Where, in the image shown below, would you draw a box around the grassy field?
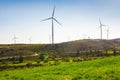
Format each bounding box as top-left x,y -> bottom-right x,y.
0,56 -> 120,80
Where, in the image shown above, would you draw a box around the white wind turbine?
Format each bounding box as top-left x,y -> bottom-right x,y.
99,19 -> 107,39
41,5 -> 61,44
29,37 -> 32,44
13,34 -> 18,44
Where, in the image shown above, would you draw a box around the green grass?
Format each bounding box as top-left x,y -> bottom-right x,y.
0,56 -> 120,80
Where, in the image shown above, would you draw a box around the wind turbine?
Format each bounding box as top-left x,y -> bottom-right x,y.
99,19 -> 107,39
29,37 -> 32,44
13,34 -> 18,44
41,5 -> 61,44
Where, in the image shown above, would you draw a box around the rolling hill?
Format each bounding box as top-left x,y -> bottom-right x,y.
0,38 -> 120,58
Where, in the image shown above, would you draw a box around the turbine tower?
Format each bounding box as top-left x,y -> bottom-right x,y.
29,37 -> 32,44
13,34 -> 18,44
41,5 -> 61,44
99,19 -> 107,39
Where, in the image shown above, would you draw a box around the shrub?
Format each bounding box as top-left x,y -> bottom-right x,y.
19,56 -> 24,63
26,62 -> 32,67
39,53 -> 49,62
36,60 -> 40,64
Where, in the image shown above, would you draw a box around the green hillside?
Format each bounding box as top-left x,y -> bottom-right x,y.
0,56 -> 119,80
0,44 -> 48,57
1,39 -> 120,58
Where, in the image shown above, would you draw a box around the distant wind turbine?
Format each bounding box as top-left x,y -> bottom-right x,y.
99,19 -> 107,39
13,34 -> 18,44
41,5 -> 61,44
29,37 -> 32,44
68,36 -> 70,42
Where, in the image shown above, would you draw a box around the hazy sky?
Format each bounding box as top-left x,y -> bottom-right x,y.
0,0 -> 120,44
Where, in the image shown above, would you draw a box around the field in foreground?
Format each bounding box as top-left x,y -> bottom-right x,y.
0,56 -> 120,80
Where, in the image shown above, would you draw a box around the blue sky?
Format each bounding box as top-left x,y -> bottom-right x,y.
0,0 -> 120,44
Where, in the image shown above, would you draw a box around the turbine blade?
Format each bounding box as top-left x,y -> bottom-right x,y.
52,5 -> 56,17
53,18 -> 62,26
13,37 -> 18,39
102,24 -> 107,26
40,17 -> 52,22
